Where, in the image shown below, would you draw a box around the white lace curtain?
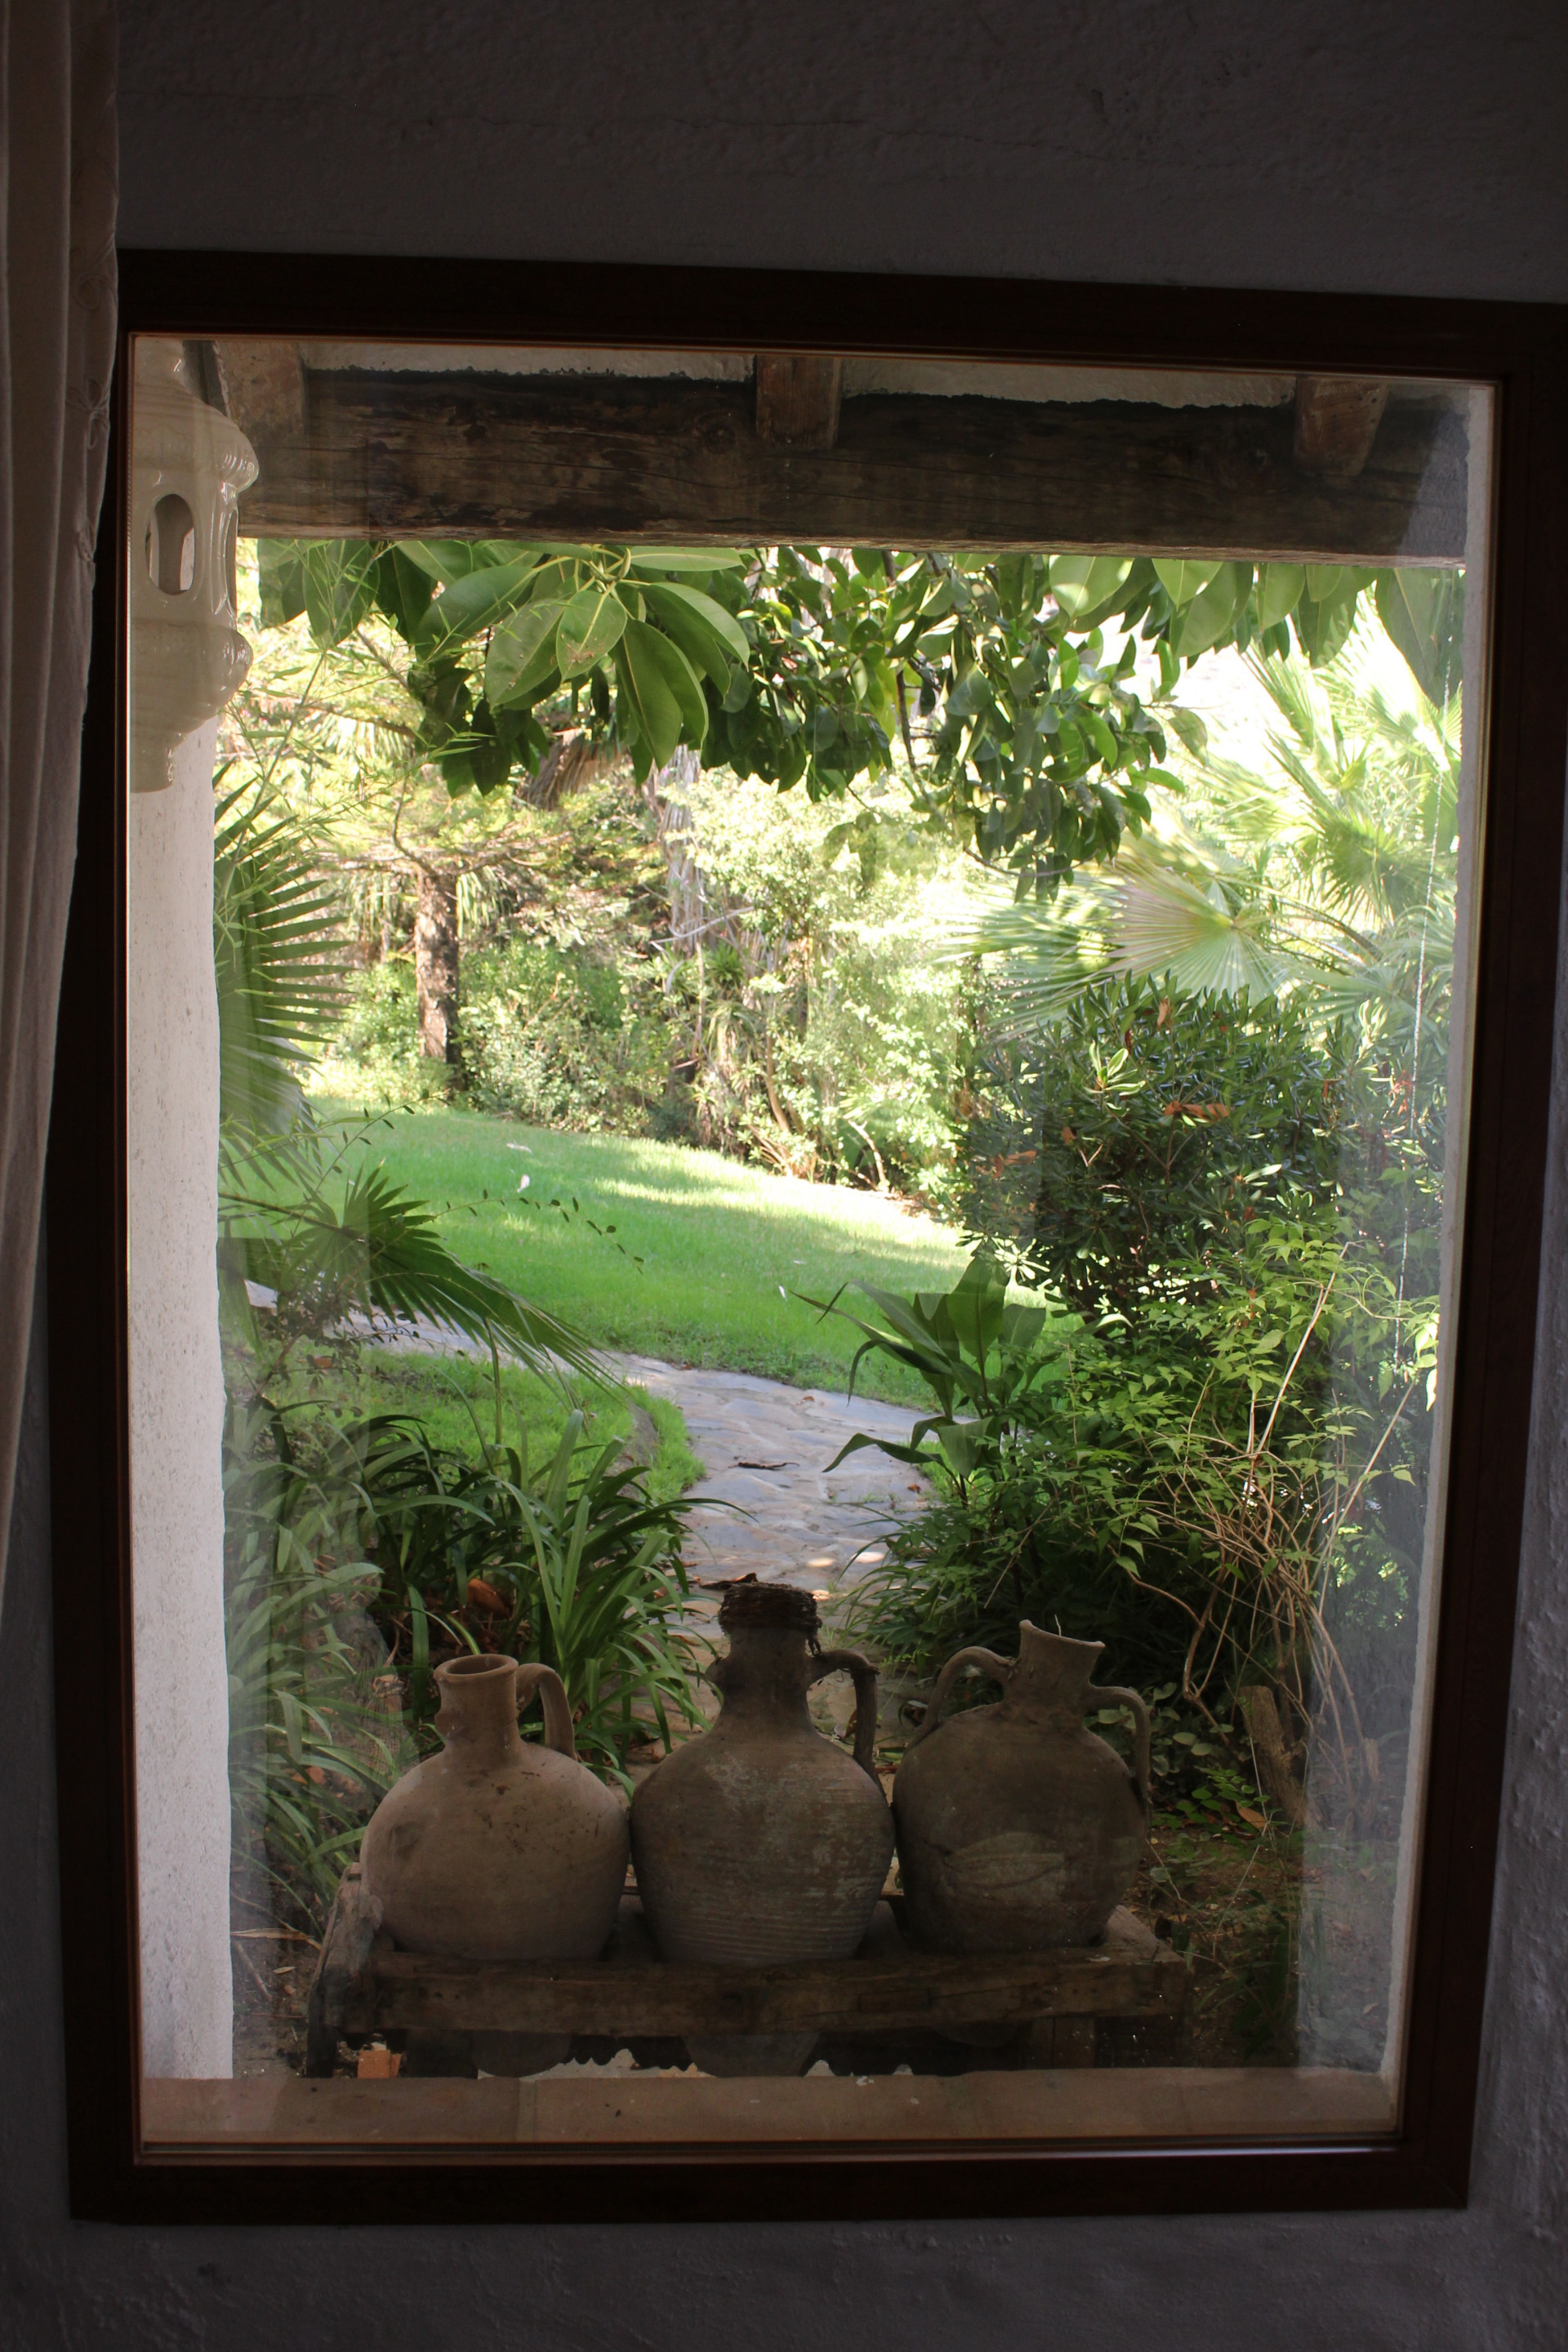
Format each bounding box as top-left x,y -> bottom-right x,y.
0,1 -> 118,1600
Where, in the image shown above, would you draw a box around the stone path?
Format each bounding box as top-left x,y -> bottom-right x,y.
341,1305 -> 933,1596
616,1352 -> 932,1594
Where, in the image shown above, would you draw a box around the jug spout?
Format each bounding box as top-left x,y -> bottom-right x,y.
1013,1623 -> 1105,1717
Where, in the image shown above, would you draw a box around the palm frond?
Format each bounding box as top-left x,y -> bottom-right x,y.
220,1149 -> 605,1383
214,783 -> 349,1132
966,848 -> 1300,1025
965,612 -> 1457,1042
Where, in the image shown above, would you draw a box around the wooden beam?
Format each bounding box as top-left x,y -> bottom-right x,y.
213,337 -> 306,445
755,354 -> 844,448
342,1936 -> 1184,2041
1293,375 -> 1391,479
237,369 -> 1466,562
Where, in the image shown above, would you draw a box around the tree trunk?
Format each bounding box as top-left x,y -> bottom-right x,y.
414,867 -> 461,1076
641,746 -> 706,954
1238,1686 -> 1308,1830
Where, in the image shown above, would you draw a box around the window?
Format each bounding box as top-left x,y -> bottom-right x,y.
51,258 -> 1568,2221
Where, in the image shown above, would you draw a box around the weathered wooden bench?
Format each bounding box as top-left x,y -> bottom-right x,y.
305,1864 -> 1185,2078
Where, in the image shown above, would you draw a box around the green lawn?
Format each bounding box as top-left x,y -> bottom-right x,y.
321,1102 -> 971,1401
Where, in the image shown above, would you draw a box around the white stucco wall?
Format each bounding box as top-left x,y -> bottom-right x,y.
126,715 -> 231,2078
0,2 -> 1564,2346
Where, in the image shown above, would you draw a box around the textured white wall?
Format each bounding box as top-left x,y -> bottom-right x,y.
1,2 -> 1565,2345
116,0 -> 1567,301
127,715 -> 231,2078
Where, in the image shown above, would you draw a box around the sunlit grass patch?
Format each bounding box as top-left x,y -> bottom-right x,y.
318,1102 -> 972,1402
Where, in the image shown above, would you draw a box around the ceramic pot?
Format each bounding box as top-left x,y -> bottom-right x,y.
893,1623 -> 1150,1953
360,1654 -> 628,1962
630,1580 -> 893,2074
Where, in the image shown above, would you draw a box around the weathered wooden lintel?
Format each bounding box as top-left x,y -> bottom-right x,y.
212,336 -> 307,443
755,353 -> 844,448
232,368 -> 1467,564
1294,374 -> 1392,479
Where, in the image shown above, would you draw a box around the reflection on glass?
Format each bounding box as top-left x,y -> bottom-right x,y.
125,337 -> 1487,2145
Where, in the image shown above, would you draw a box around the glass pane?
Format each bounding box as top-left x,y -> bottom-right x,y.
125,332 -> 1489,2152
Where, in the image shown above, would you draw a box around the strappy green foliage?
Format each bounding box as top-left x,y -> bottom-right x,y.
802,1248 -> 1054,1497
214,778 -> 348,1133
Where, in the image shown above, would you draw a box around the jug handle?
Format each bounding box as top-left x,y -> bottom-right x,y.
811,1648 -> 882,1782
514,1662 -> 577,1760
1094,1685 -> 1152,1810
903,1645 -> 1015,1753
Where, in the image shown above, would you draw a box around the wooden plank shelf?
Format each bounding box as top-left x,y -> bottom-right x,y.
305,1866 -> 1186,2078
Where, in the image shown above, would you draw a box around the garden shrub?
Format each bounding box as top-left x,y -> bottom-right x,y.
832,1227 -> 1434,1830
954,975 -> 1348,1319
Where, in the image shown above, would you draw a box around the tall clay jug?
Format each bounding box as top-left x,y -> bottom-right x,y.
360,1654 -> 628,1962
630,1579 -> 893,2073
893,1624 -> 1149,1953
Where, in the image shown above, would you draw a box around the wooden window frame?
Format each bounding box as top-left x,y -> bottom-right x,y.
48,249 -> 1568,2224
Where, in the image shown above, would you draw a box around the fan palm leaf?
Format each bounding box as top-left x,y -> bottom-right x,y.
964,617 -> 1456,1047
214,787 -> 604,1383
214,781 -> 349,1132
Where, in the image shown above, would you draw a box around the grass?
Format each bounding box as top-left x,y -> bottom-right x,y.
252,1342 -> 704,1502
317,1100 -> 971,1403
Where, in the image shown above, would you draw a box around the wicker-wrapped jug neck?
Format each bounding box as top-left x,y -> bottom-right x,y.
713,1575 -> 821,1638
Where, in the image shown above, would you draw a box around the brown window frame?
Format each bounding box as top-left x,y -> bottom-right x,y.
48,249 -> 1568,2224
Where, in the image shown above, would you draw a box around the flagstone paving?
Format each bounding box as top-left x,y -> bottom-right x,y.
615,1352 -> 932,1593
350,1307 -> 933,1595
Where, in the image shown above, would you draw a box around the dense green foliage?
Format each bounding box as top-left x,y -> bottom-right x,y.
834,1227 -> 1432,1830
958,981 -> 1345,1321
315,760 -> 985,1196
260,532 -> 1459,896
214,783 -> 599,1377
213,782 -> 713,1927
224,1390 -> 702,1925
834,630 -> 1458,1833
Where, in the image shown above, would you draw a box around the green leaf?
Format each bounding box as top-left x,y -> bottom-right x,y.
1153,559 -> 1224,609
625,549 -> 746,576
1164,706 -> 1209,758
1254,563 -> 1306,631
485,599 -> 566,707
1049,556 -> 1134,620
414,551 -> 542,658
639,580 -> 750,666
1293,589 -> 1359,668
302,541 -> 380,645
556,583 -> 629,675
615,621 -> 685,767
213,786 -> 347,1133
1374,568 -> 1464,706
257,540 -> 308,629
372,545 -> 436,640
639,622 -> 710,747
1304,564 -> 1349,604
398,540 -> 589,584
1175,564 -> 1248,659
1082,708 -> 1120,765
393,541 -> 471,584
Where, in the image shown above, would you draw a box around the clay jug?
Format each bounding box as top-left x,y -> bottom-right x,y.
360,1654 -> 628,1962
893,1624 -> 1149,1953
631,1580 -> 893,2071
